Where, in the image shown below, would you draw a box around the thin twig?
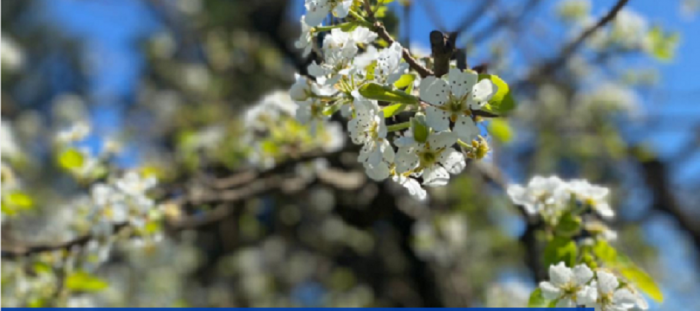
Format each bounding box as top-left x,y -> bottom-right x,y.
374,22 -> 434,78
520,0 -> 629,86
360,3 -> 434,78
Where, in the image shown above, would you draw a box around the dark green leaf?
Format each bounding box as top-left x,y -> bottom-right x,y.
555,212 -> 582,237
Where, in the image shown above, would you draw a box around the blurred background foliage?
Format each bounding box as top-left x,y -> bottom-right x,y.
1,0 -> 699,308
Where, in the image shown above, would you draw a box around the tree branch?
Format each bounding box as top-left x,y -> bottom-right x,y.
518,0 -> 629,87
373,22 -> 434,78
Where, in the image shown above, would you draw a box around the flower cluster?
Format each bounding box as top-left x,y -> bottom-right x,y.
244,90 -> 344,169
89,171 -> 158,237
507,176 -> 614,223
540,262 -> 647,310
290,3 -> 502,200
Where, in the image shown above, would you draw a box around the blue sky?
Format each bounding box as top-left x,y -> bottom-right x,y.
34,0 -> 700,308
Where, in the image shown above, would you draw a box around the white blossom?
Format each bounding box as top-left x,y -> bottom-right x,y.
374,42 -> 409,85
392,174 -> 427,200
304,0 -> 353,27
395,131 -> 465,186
419,68 -> 496,141
507,176 -> 568,215
115,171 -> 157,198
349,98 -> 394,167
290,73 -> 334,103
591,271 -> 638,311
540,262 -> 597,307
295,16 -> 315,56
567,179 -> 614,219
55,122 -> 91,145
295,98 -> 329,133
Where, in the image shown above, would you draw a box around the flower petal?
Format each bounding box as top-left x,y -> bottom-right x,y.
573,264 -> 594,286
439,148 -> 466,174
305,1 -> 330,26
576,285 -> 598,307
539,282 -> 562,300
549,262 -> 573,287
596,271 -> 619,295
453,115 -> 479,143
425,106 -> 450,132
423,165 -> 449,186
419,76 -> 449,106
427,131 -> 457,150
332,0 -> 352,18
449,68 -> 478,98
365,162 -> 390,181
472,78 -> 497,102
396,147 -> 420,173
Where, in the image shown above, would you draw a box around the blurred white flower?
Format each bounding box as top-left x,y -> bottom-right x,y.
55,122 -> 91,145
592,271 -> 638,311
1,33 -> 24,71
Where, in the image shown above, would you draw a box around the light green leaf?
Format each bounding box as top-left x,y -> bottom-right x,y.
544,236 -> 577,268
65,271 -> 108,292
382,103 -> 407,118
393,74 -> 415,91
374,6 -> 389,18
6,191 -> 33,210
340,22 -> 359,32
593,240 -> 663,302
527,288 -> 547,308
359,83 -> 419,104
620,265 -> 663,302
593,240 -> 618,264
478,74 -> 516,115
647,26 -> 680,62
57,148 -> 85,170
487,119 -> 513,143
365,62 -> 377,81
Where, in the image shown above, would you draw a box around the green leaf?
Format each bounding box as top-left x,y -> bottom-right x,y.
340,22 -> 359,32
359,83 -> 419,104
647,26 -> 680,62
478,74 -> 516,115
487,119 -> 513,143
544,236 -> 577,268
365,61 -> 377,81
65,271 -> 108,292
620,265 -> 663,302
393,74 -> 415,90
555,212 -> 582,237
527,288 -> 547,308
374,6 -> 389,18
382,103 -> 407,118
33,262 -> 52,274
322,101 -> 343,116
593,240 -> 663,302
57,148 -> 85,170
592,240 -> 618,264
6,191 -> 33,210
411,115 -> 429,143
